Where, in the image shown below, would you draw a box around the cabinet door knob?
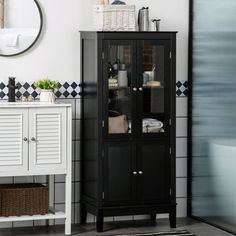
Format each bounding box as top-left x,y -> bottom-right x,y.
139,87 -> 143,91
31,137 -> 37,142
132,87 -> 137,92
138,171 -> 143,175
23,137 -> 28,142
133,171 -> 137,175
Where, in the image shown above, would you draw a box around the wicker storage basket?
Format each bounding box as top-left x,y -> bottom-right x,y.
0,183 -> 48,217
93,5 -> 136,31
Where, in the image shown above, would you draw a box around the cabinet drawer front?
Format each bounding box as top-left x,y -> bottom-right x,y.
29,108 -> 67,173
0,110 -> 28,173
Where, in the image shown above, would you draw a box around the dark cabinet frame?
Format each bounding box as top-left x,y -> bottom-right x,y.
80,32 -> 177,232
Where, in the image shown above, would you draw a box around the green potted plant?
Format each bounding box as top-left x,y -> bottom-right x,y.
34,79 -> 58,103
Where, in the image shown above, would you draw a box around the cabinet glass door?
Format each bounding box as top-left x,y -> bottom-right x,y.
138,40 -> 170,136
104,40 -> 135,137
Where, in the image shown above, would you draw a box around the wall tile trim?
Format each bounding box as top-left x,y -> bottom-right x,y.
0,82 -> 81,99
0,81 -> 188,100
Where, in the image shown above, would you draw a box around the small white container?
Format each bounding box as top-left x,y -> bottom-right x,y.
144,71 -> 155,81
118,70 -> 128,87
40,89 -> 55,103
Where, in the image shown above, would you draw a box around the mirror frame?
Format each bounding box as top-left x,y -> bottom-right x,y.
0,0 -> 43,57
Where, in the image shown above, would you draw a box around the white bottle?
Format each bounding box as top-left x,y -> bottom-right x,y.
118,71 -> 128,87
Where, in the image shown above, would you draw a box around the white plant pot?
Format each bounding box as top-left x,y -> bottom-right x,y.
40,89 -> 55,103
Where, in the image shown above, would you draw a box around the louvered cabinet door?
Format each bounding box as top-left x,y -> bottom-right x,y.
0,109 -> 28,173
29,108 -> 67,173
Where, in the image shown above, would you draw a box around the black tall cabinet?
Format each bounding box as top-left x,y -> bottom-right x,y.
80,32 -> 177,232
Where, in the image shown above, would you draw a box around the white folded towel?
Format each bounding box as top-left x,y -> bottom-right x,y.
142,118 -> 163,128
143,126 -> 164,133
142,118 -> 164,133
109,82 -> 118,85
109,84 -> 118,87
4,34 -> 20,47
109,78 -> 118,84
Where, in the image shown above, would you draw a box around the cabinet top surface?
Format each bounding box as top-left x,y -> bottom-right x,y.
0,101 -> 72,108
80,31 -> 178,34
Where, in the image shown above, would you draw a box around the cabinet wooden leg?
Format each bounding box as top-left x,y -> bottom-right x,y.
169,206 -> 176,228
150,213 -> 156,222
80,203 -> 87,225
96,210 -> 104,232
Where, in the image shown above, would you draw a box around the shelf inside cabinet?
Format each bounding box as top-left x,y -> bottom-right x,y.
143,85 -> 164,89
108,86 -> 130,90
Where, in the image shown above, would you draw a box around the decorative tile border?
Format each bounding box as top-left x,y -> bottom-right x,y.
0,82 -> 81,99
176,80 -> 188,97
0,81 -> 188,99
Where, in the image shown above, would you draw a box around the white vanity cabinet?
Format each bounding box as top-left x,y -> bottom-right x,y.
0,102 -> 72,235
0,106 -> 69,175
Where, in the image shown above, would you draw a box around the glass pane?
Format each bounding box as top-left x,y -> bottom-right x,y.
192,0 -> 236,233
142,43 -> 165,134
107,45 -> 132,134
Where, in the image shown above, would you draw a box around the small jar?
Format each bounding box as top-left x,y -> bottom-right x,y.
21,96 -> 28,102
27,95 -> 33,102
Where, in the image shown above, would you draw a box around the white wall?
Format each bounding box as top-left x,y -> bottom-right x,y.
0,0 -> 81,83
5,0 -> 40,28
0,0 -> 188,84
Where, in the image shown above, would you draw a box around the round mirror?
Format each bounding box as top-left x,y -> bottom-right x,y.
0,0 -> 43,57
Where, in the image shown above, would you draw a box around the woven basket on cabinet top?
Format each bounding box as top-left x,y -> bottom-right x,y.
93,5 -> 136,31
0,183 -> 48,217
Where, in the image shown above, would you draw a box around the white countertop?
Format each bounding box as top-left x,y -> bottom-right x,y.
0,101 -> 72,108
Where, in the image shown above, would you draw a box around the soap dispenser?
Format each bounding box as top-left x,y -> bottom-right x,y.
8,77 -> 17,102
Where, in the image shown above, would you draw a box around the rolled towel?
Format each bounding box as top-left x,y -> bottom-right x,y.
4,33 -> 19,47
